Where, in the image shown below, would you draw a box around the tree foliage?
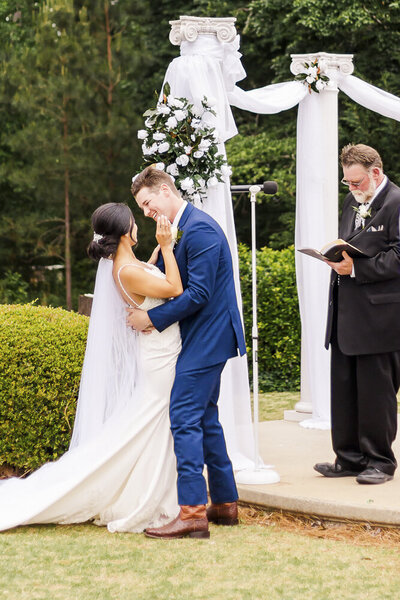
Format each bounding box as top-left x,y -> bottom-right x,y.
1,0 -> 400,307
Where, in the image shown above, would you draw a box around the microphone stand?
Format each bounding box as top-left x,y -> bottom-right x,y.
235,185 -> 280,485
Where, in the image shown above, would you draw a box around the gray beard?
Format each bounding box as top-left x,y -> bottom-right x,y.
352,178 -> 376,204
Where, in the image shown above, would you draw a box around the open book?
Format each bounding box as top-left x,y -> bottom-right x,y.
297,239 -> 367,263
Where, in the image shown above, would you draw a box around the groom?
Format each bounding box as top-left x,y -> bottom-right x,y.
129,166 -> 246,539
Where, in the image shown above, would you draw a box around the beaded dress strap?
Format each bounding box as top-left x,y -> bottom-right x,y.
117,264 -> 144,308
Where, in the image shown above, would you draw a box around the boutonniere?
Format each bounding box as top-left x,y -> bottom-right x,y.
170,225 -> 183,247
353,204 -> 372,221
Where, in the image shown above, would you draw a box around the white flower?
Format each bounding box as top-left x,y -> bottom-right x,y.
157,104 -> 170,115
315,79 -> 325,91
155,163 -> 165,170
198,139 -> 211,151
184,145 -> 192,154
145,117 -> 154,127
176,154 -> 189,167
205,95 -> 217,108
142,142 -> 158,156
193,150 -> 204,159
166,163 -> 179,176
166,116 -> 178,129
207,176 -> 219,188
192,105 -> 204,118
137,129 -> 148,140
153,132 -> 166,140
174,109 -> 187,121
198,177 -> 206,188
181,177 -> 195,191
158,142 -> 170,153
191,134 -> 197,142
306,66 -> 318,78
167,96 -> 184,109
191,119 -> 202,130
306,75 -> 314,84
221,165 -> 232,178
359,205 -> 371,219
170,225 -> 178,243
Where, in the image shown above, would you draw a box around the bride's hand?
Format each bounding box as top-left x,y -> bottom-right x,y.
156,215 -> 173,249
147,244 -> 160,265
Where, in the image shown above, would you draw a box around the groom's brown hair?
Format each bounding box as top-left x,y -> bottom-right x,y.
131,166 -> 180,197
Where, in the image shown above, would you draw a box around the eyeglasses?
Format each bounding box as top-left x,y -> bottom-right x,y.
341,174 -> 368,188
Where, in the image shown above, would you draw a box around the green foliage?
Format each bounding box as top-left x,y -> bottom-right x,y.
0,303 -> 88,471
239,243 -> 300,391
0,270 -> 29,304
227,130 -> 296,248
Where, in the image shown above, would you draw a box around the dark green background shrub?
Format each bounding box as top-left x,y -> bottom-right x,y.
0,304 -> 88,472
239,244 -> 300,391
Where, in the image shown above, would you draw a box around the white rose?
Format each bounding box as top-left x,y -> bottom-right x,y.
174,109 -> 187,121
155,162 -> 165,170
166,163 -> 179,176
359,205 -> 370,218
315,79 -> 325,91
193,150 -> 204,159
166,116 -> 178,129
157,104 -> 170,115
205,95 -> 217,108
180,177 -> 195,191
158,142 -> 170,153
198,139 -> 211,151
153,132 -> 166,140
221,165 -> 232,178
306,75 -> 314,84
142,144 -> 152,156
184,145 -> 192,154
207,176 -> 219,188
192,105 -> 204,118
137,129 -> 148,139
307,66 -> 318,78
176,154 -> 189,167
191,118 -> 202,130
167,95 -> 184,109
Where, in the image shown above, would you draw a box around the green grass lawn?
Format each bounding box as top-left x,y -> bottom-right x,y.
1,521 -> 400,599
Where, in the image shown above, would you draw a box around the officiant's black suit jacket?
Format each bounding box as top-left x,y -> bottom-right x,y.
325,179 -> 400,355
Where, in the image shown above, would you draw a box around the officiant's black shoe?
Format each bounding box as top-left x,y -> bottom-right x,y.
144,505 -> 210,539
356,468 -> 394,485
207,501 -> 238,526
313,462 -> 359,478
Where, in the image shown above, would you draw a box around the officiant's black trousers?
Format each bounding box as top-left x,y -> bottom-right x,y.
330,335 -> 400,476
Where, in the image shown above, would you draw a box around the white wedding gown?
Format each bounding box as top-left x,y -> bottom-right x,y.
0,259 -> 181,533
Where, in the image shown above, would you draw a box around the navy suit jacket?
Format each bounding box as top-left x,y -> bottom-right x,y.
148,203 -> 246,371
325,179 -> 400,354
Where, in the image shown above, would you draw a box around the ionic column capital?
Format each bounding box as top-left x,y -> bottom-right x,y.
169,15 -> 237,46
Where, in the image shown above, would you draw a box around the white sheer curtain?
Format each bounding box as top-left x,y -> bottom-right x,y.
163,35 -> 256,469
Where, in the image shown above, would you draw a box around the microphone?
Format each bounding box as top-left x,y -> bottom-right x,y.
230,181 -> 278,195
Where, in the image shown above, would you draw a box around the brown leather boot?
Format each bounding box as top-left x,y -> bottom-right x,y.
144,505 -> 210,539
207,501 -> 238,526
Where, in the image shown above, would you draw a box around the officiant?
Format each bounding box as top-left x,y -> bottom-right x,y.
314,144 -> 400,484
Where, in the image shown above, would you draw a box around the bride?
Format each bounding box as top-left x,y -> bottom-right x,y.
0,202 -> 183,533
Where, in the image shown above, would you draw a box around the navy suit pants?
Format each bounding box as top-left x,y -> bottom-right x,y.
169,361 -> 238,506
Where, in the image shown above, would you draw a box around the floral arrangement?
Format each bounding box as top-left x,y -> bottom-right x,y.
137,82 -> 231,202
295,59 -> 330,94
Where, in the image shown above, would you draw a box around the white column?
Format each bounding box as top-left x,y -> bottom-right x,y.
285,52 -> 354,427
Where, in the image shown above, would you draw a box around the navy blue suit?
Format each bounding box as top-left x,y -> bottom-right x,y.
149,203 -> 246,505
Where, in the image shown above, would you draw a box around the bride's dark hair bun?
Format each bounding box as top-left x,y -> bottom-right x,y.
88,203 -> 135,261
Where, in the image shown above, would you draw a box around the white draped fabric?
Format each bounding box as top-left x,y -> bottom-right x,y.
163,34 -> 400,436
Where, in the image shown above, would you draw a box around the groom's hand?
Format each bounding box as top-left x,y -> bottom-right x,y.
126,308 -> 155,333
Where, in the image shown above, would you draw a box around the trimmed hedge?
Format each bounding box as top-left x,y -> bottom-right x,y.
239,244 -> 300,391
0,304 -> 88,472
